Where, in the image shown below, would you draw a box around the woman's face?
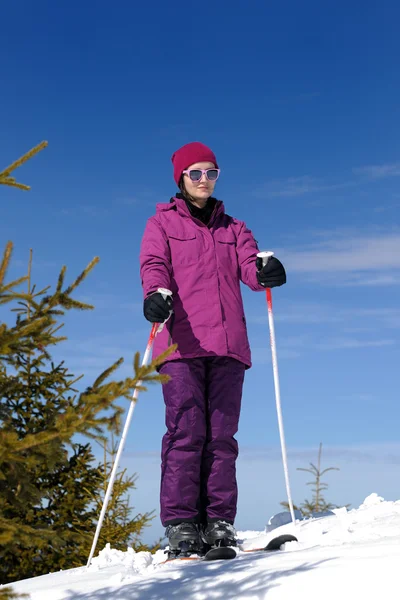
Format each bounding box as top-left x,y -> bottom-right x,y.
182,161 -> 217,202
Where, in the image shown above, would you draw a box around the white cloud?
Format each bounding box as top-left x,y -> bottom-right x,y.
248,303 -> 400,329
374,202 -> 400,213
251,347 -> 302,364
238,442 -> 400,465
353,162 -> 400,179
279,232 -> 400,274
251,334 -> 395,357
79,293 -> 143,313
255,159 -> 400,199
248,303 -> 400,356
255,176 -> 356,198
344,308 -> 400,329
315,337 -> 396,350
248,304 -> 342,325
341,274 -> 400,286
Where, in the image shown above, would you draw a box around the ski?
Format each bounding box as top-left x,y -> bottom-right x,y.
162,533 -> 298,564
265,533 -> 298,550
164,547 -> 235,563
243,533 -> 298,553
203,546 -> 237,561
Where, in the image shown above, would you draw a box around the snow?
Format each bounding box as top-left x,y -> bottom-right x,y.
4,493 -> 400,600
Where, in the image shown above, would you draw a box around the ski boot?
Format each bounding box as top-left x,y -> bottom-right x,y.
165,522 -> 203,560
201,520 -> 237,549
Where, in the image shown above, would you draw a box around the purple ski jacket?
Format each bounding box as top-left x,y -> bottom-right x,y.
139,196 -> 265,368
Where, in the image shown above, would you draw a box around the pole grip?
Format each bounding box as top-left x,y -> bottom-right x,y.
256,250 -> 274,270
156,288 -> 173,334
157,287 -> 173,301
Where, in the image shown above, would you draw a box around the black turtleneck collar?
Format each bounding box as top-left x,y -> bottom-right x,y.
171,193 -> 217,225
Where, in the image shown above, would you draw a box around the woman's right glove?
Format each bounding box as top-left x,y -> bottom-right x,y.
143,292 -> 173,323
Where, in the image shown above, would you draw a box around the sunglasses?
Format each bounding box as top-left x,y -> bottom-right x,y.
182,168 -> 220,182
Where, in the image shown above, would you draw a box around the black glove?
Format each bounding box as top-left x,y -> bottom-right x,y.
256,256 -> 286,288
143,292 -> 172,323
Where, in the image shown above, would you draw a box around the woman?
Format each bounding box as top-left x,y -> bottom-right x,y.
139,142 -> 286,557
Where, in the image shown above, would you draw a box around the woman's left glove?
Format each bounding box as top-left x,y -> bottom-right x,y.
256,256 -> 287,288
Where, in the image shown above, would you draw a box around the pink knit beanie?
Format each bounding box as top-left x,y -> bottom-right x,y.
171,142 -> 218,185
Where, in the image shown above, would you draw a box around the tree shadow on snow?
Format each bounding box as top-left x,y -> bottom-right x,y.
62,553 -> 336,600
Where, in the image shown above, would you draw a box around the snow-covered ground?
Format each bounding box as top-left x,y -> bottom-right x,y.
4,493 -> 400,600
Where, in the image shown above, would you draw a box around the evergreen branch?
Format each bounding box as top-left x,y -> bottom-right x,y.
0,242 -> 14,288
31,284 -> 52,298
149,346 -> 178,368
0,141 -> 48,190
63,257 -> 100,297
48,322 -> 65,336
0,292 -> 37,306
58,296 -> 95,311
320,467 -> 340,475
44,374 -> 84,406
0,181 -> 31,191
35,309 -> 65,318
0,514 -> 56,546
8,289 -> 50,312
0,278 -> 31,295
0,587 -> 29,599
55,266 -> 66,294
1,334 -> 66,361
92,358 -> 124,389
1,316 -> 50,345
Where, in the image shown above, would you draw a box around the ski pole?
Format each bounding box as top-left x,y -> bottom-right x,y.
257,252 -> 296,526
86,288 -> 173,567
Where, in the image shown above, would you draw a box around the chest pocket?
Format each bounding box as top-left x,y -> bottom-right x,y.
214,228 -> 238,270
168,231 -> 199,267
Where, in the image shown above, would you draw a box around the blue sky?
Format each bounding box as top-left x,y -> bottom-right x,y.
1,0 -> 400,544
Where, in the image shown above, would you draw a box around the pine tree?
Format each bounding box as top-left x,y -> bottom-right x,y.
0,143 -> 175,597
280,443 -> 346,516
0,141 -> 49,600
0,243 -> 175,585
296,442 -> 339,515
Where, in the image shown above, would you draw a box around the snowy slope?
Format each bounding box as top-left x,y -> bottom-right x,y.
5,494 -> 400,600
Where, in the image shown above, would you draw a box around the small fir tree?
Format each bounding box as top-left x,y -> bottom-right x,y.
296,442 -> 339,515
280,443 -> 346,516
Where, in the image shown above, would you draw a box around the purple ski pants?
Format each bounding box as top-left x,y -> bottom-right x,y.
159,357 -> 245,527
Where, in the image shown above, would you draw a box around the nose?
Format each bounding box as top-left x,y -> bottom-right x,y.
199,172 -> 208,183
